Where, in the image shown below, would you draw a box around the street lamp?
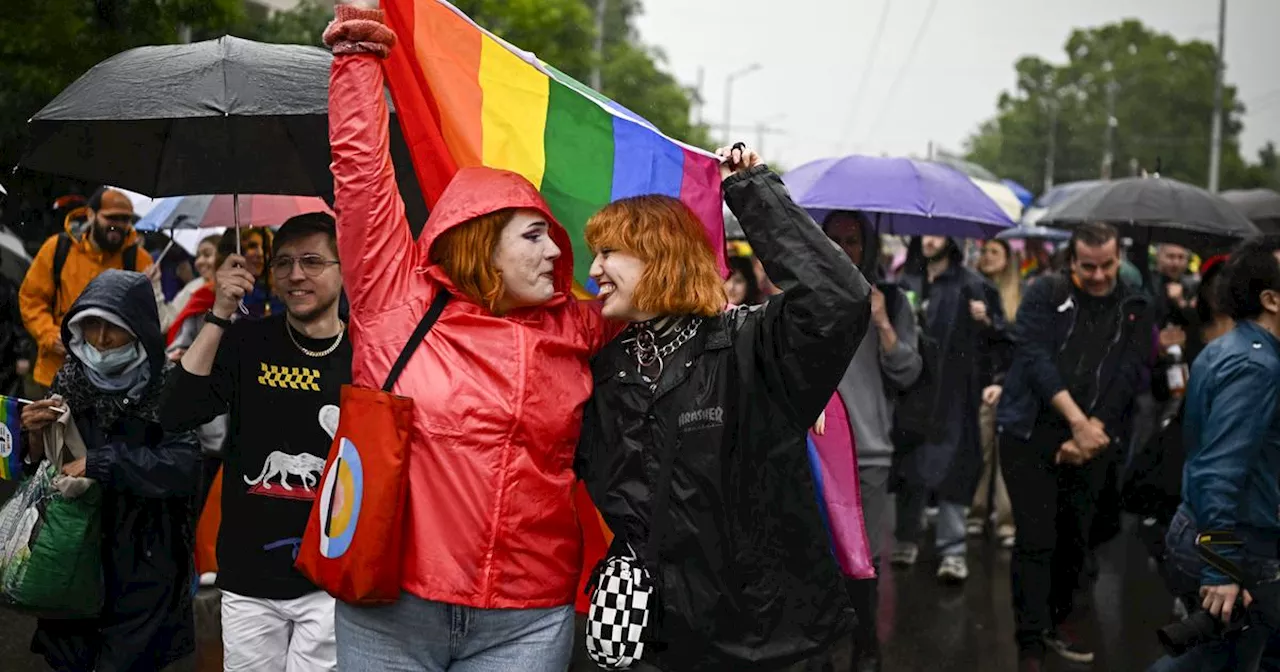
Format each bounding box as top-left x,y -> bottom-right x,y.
723,63 -> 762,143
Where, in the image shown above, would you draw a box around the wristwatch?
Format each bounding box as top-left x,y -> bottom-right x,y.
204,310 -> 236,329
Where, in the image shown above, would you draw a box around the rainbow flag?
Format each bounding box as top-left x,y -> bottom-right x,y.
381,0 -> 726,285
0,396 -> 22,480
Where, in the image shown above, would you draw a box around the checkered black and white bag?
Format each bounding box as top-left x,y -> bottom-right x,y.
584,545 -> 657,669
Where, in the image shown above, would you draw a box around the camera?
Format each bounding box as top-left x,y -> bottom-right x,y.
1157,601 -> 1247,657
1156,530 -> 1260,657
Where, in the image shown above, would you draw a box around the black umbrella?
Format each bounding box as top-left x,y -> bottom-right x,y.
1034,176 -> 1259,251
1221,188 -> 1280,234
20,35 -> 427,228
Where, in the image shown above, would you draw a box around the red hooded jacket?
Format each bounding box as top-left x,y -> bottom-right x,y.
330,50 -> 616,609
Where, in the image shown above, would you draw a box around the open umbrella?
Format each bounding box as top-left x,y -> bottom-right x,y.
1034,176 -> 1259,250
0,226 -> 32,286
1221,188 -> 1280,234
970,177 -> 1024,221
995,224 -> 1072,242
783,155 -> 1015,238
20,35 -> 426,226
137,194 -> 333,231
1020,180 -> 1104,226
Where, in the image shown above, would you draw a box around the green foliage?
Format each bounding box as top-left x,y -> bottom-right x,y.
964,19 -> 1275,194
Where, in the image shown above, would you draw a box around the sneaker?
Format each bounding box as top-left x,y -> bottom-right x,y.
890,542 -> 919,568
997,526 -> 1016,548
1042,629 -> 1094,664
966,520 -> 985,537
937,555 -> 969,584
1000,534 -> 1016,549
199,572 -> 217,587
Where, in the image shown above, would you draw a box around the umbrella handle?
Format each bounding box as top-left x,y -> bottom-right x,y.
234,192 -> 249,316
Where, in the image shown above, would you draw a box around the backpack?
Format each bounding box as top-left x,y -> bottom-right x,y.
51,233 -> 138,315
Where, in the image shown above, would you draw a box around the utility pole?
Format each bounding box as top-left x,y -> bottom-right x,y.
590,0 -> 607,91
1044,98 -> 1058,191
723,64 -> 761,144
694,66 -> 705,127
1208,0 -> 1227,192
1101,79 -> 1118,180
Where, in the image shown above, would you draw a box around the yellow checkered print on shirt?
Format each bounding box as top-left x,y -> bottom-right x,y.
257,363 -> 321,392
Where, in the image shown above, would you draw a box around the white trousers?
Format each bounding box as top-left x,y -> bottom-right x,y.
222,589 -> 337,672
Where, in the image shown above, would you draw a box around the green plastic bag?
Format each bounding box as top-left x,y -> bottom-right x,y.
0,461 -> 104,618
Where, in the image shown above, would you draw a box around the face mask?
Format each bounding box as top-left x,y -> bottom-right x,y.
74,339 -> 141,377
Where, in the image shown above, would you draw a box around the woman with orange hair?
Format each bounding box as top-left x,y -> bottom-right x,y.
576,145 -> 873,671
324,5 -> 619,671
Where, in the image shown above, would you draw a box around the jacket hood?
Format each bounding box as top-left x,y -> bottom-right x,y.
421,167 -> 575,297
821,211 -> 884,280
61,270 -> 165,380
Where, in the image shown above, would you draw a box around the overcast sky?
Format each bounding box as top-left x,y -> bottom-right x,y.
634,0 -> 1280,176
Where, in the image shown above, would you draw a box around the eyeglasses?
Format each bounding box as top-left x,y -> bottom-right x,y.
270,255 -> 340,278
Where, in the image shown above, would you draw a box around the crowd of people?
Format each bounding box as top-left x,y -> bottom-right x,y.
1,5 -> 1278,672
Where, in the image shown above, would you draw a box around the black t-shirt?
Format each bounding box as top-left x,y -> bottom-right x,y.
163,314 -> 352,600
1059,287 -> 1121,416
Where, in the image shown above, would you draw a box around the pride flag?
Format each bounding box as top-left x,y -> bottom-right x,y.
0,396 -> 22,480
381,0 -> 726,285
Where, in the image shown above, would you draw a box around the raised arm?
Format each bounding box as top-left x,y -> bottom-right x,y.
723,157 -> 872,429
324,4 -> 418,316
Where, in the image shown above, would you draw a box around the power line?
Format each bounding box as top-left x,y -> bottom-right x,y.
859,0 -> 940,148
837,0 -> 891,148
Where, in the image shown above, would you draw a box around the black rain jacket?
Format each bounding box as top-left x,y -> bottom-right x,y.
576,166 -> 872,671
32,270 -> 201,672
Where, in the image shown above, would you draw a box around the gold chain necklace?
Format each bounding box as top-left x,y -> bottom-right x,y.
286,319 -> 346,358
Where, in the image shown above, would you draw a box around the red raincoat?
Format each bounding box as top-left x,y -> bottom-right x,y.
330,52 -> 616,609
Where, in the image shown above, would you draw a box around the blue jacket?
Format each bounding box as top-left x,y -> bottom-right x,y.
1183,320 -> 1280,585
996,272 -> 1154,441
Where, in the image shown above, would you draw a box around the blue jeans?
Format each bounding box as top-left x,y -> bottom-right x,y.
335,592 -> 574,672
1147,507 -> 1280,672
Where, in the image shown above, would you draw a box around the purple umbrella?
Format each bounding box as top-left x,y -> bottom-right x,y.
782,155 -> 1015,238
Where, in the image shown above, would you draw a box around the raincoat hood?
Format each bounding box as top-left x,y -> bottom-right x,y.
421,167 -> 575,298
61,269 -> 165,382
822,210 -> 884,280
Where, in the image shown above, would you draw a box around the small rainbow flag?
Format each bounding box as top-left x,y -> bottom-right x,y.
381,0 -> 726,285
0,396 -> 23,480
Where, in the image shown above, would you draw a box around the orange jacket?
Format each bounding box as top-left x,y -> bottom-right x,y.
19,220 -> 152,386
330,51 -> 617,608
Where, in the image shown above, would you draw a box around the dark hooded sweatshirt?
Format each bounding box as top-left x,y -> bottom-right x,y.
829,215 -> 923,469
32,269 -> 202,672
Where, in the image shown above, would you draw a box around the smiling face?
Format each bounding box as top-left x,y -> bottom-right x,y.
1071,237 -> 1121,297
194,240 -> 218,282
590,248 -> 655,322
492,209 -> 562,313
271,232 -> 343,323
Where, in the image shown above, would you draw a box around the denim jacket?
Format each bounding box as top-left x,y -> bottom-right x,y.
1183,321 -> 1280,585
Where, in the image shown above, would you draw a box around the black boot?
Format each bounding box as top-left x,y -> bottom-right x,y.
849,577 -> 881,672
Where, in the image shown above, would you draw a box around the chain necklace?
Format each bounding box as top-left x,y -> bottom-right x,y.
628,317 -> 701,384
286,319 -> 346,358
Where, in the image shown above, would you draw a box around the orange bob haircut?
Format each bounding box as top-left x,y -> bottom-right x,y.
430,208 -> 516,314
585,195 -> 726,318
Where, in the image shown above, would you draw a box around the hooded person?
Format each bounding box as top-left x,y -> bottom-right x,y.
19,188 -> 154,396
322,7 -> 622,671
818,211 -> 923,671
890,235 -> 1008,585
19,269 -> 202,672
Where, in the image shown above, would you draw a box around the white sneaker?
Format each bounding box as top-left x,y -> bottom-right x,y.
199,572 -> 217,587
890,542 -> 919,568
937,555 -> 969,584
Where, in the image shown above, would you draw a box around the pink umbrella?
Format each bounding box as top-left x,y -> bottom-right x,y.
136,193 -> 333,230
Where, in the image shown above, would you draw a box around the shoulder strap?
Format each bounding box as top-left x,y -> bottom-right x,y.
51,234 -> 72,315
122,244 -> 138,271
382,290 -> 450,392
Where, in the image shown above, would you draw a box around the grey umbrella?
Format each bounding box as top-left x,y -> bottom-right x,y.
20,35 -> 427,226
1221,188 -> 1280,234
0,225 -> 32,286
1034,176 -> 1259,251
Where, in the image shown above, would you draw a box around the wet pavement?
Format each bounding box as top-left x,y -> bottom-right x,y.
0,478 -> 1173,671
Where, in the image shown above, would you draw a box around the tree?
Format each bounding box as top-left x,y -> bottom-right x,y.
965,19 -> 1272,194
